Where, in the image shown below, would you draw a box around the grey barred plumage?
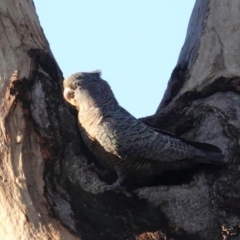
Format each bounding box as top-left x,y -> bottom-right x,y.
63,71 -> 224,190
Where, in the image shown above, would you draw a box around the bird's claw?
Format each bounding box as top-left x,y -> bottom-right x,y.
103,181 -> 132,197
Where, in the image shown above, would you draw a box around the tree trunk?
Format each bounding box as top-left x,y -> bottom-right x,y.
0,1 -> 77,239
1,0 -> 239,240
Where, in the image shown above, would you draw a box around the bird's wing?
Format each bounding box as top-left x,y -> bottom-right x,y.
95,114 -> 201,162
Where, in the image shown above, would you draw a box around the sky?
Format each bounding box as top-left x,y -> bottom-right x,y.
34,1 -> 195,118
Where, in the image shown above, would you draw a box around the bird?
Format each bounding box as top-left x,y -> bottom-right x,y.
63,70 -> 224,190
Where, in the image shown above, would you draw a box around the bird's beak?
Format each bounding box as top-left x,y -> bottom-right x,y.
63,87 -> 76,106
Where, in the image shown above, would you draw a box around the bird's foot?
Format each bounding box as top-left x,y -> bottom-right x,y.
104,181 -> 125,191
103,180 -> 132,197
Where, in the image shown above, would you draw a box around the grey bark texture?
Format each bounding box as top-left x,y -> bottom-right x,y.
0,0 -> 239,240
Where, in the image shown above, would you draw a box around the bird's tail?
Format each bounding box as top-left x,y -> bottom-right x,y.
184,140 -> 225,164
151,128 -> 225,164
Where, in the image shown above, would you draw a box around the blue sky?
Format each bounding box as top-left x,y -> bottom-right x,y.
34,1 -> 195,118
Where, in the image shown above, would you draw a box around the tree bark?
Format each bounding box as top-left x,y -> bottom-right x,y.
1,0 -> 240,240
0,1 -> 77,239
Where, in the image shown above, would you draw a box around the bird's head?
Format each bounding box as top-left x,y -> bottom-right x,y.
63,70 -> 118,111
